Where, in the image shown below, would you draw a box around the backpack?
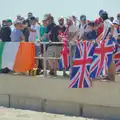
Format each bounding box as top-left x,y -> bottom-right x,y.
1,67 -> 11,73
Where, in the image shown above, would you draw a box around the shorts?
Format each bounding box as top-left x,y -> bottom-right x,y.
46,46 -> 63,58
35,45 -> 40,56
40,44 -> 48,54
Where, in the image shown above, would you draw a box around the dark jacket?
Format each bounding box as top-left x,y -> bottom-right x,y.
51,25 -> 66,42
47,23 -> 56,33
22,28 -> 29,42
0,26 -> 11,42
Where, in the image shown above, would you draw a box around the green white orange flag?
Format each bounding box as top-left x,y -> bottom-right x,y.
0,42 -> 35,72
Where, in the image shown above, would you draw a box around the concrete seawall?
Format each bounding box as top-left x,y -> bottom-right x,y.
0,74 -> 120,119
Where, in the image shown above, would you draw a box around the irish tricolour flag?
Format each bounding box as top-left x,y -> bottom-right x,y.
0,42 -> 35,72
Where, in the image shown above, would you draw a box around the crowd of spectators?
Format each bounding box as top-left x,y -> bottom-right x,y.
0,10 -> 120,76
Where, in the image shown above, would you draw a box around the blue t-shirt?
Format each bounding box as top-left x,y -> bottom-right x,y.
11,29 -> 24,42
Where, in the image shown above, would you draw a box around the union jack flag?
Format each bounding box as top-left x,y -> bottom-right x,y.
90,38 -> 115,79
69,41 -> 95,88
113,27 -> 120,72
58,29 -> 70,70
114,40 -> 120,72
114,51 -> 120,72
59,42 -> 70,70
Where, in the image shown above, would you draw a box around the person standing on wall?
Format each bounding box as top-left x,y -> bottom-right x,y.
48,17 -> 66,75
0,19 -> 12,42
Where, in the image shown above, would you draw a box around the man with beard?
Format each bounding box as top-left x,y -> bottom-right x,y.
48,17 -> 66,75
51,17 -> 66,42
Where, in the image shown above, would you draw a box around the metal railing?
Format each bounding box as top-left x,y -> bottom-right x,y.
35,42 -> 71,77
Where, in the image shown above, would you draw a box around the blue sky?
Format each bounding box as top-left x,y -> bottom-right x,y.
1,0 -> 120,22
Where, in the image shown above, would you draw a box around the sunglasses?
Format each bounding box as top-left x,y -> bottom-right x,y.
118,16 -> 120,18
81,18 -> 86,21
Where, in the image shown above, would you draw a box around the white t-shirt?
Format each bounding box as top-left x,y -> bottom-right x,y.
102,19 -> 113,39
68,24 -> 78,33
29,25 -> 37,43
68,24 -> 79,42
79,23 -> 89,39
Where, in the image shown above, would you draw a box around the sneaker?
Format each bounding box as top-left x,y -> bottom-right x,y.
49,70 -> 54,75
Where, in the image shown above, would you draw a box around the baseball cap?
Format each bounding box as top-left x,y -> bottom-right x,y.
30,16 -> 36,20
99,9 -> 105,16
6,19 -> 12,23
80,15 -> 86,21
88,21 -> 95,26
58,16 -> 64,21
100,11 -> 108,20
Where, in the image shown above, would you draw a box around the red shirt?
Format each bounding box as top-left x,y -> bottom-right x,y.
95,18 -> 104,37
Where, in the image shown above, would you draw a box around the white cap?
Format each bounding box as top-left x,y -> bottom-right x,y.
58,16 -> 64,21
